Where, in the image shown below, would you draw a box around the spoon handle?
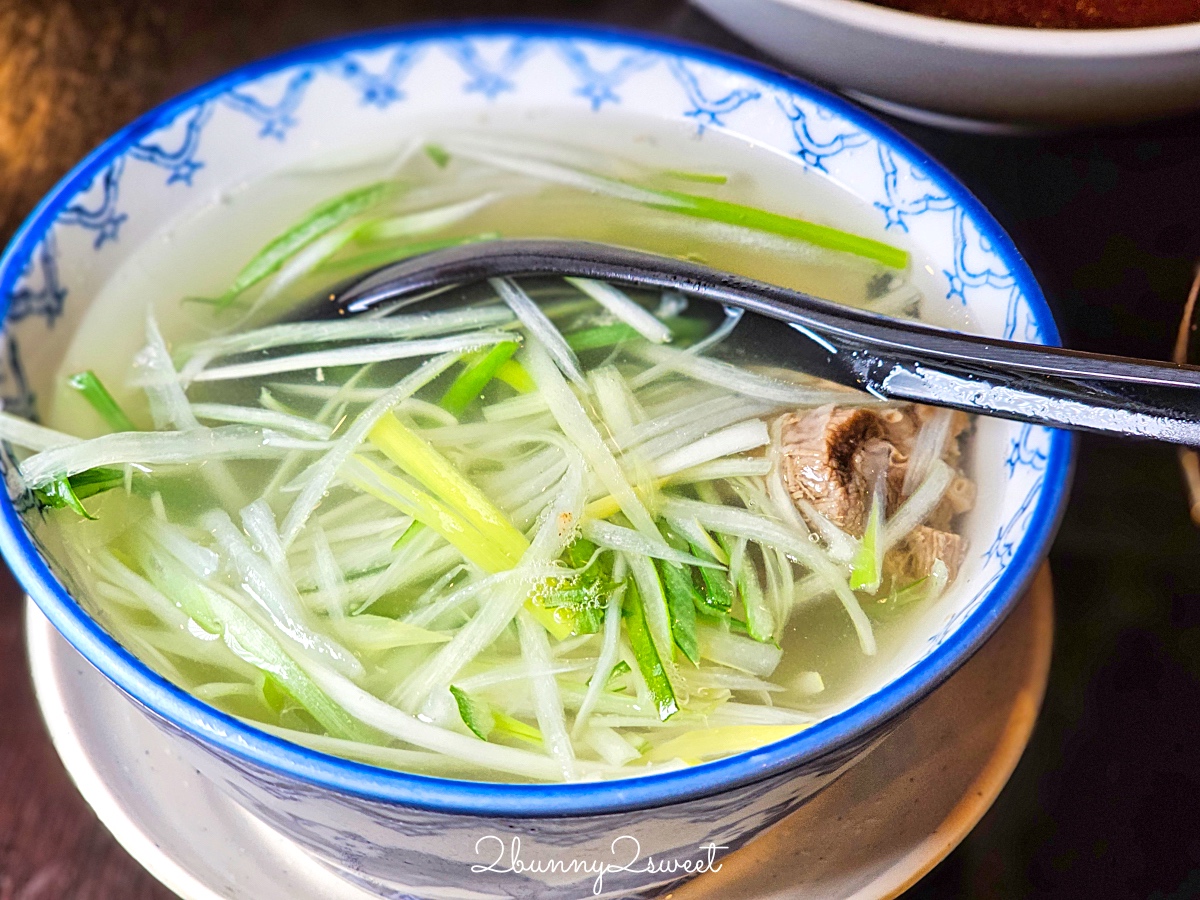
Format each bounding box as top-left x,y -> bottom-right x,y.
334,239 -> 1200,446
776,307 -> 1200,445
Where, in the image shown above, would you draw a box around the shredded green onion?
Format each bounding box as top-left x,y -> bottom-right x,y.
623,580 -> 678,721
849,489 -> 884,594
67,371 -> 136,432
16,134 -> 974,783
425,144 -> 452,169
662,170 -> 728,185
440,341 -> 519,416
493,359 -> 535,394
201,180 -> 400,308
638,185 -> 908,270
450,685 -> 542,745
658,557 -> 701,665
368,414 -> 528,565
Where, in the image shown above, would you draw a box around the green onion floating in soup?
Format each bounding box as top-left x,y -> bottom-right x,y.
3,132 -> 975,782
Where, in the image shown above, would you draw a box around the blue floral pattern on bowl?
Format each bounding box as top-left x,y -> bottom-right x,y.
0,23 -> 1072,899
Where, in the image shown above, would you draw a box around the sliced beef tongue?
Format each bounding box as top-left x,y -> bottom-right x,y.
776,406 -> 884,537
885,525 -> 966,584
775,403 -> 974,583
926,472 -> 977,533
878,406 -> 920,457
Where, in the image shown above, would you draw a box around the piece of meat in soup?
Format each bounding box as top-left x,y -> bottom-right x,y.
774,403 -> 974,581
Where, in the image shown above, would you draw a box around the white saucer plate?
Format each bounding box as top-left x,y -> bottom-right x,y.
27,565 -> 1053,900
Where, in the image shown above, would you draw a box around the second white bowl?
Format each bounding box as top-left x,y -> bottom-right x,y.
694,0 -> 1200,129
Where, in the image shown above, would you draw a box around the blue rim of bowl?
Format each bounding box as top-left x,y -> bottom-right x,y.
0,19 -> 1073,818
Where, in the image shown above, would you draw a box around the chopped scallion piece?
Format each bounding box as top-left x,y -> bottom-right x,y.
450,684 -> 542,745
368,414 -> 529,565
440,341 -> 519,416
451,684 -> 493,740
525,538 -> 609,639
524,596 -> 584,642
663,170 -> 728,185
565,318 -> 709,353
587,658 -> 632,689
34,467 -> 126,519
657,557 -> 701,665
391,520 -> 425,551
738,557 -> 774,642
623,580 -> 678,721
685,538 -> 735,615
202,181 -> 400,308
849,489 -> 884,594
346,456 -> 515,573
260,674 -> 291,715
726,537 -> 775,643
639,186 -> 908,270
492,709 -> 544,746
889,575 -> 929,607
493,359 -> 535,394
35,477 -> 96,520
425,143 -> 452,168
318,232 -> 500,280
66,467 -> 127,500
565,323 -> 643,352
608,659 -> 632,687
67,371 -> 136,432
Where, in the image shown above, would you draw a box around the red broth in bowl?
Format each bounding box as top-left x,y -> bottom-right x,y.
870,0 -> 1200,28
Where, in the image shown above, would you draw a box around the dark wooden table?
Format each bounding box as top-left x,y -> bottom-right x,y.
3,3 -> 1200,898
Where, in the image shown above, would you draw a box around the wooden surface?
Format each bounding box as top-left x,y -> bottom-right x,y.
3,3 -> 1200,899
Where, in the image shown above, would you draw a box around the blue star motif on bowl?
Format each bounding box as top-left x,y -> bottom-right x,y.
0,335 -> 35,419
222,69 -> 315,141
7,236 -> 67,325
667,58 -> 760,131
128,103 -> 213,187
776,95 -> 867,172
57,160 -> 128,249
873,146 -> 956,232
556,42 -> 656,111
1005,424 -> 1050,476
164,158 -> 204,186
985,530 -> 1017,570
331,47 -> 421,110
444,38 -> 536,100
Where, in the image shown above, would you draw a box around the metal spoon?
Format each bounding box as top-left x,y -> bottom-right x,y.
320,238 -> 1200,446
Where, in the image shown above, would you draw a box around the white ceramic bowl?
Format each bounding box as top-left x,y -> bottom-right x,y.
0,22 -> 1072,900
693,0 -> 1200,129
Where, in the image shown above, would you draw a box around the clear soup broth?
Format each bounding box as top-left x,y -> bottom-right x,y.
17,119 -> 976,782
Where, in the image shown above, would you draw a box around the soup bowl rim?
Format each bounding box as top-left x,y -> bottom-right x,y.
0,19 -> 1074,819
755,0 -> 1200,54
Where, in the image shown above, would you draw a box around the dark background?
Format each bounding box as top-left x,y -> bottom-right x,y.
2,2 -> 1199,898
